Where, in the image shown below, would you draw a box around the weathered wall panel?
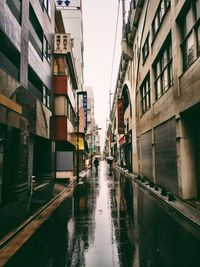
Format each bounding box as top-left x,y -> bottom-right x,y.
154,117 -> 178,194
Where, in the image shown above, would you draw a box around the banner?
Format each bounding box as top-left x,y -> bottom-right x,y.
82,92 -> 87,130
117,98 -> 124,134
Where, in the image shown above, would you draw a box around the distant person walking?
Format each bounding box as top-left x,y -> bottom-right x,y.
93,158 -> 99,175
107,156 -> 114,176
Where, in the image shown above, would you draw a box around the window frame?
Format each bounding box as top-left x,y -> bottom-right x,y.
43,85 -> 50,108
153,36 -> 173,100
43,36 -> 51,63
142,33 -> 150,64
152,0 -> 171,41
179,0 -> 200,71
140,73 -> 151,115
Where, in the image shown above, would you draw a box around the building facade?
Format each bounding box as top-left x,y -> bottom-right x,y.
56,0 -> 88,173
0,0 -> 55,204
106,0 -> 200,201
51,9 -> 78,181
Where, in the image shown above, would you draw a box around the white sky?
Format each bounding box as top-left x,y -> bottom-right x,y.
82,0 -> 130,150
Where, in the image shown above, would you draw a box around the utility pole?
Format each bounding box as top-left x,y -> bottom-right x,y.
76,94 -> 80,183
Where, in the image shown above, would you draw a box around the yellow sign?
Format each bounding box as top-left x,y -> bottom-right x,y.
71,135 -> 84,150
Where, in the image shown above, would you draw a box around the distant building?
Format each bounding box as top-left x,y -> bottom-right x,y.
84,86 -> 101,162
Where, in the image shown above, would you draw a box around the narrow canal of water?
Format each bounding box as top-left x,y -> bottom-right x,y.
5,161 -> 200,267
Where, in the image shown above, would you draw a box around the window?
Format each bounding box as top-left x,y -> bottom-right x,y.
142,33 -> 150,63
152,0 -> 170,39
43,0 -> 51,18
0,30 -> 20,81
67,98 -> 76,127
6,0 -> 22,24
43,36 -> 51,63
180,0 -> 200,70
29,5 -> 43,59
140,73 -> 151,114
153,36 -> 173,99
43,85 -> 50,108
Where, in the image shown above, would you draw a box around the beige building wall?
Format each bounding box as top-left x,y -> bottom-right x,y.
110,0 -> 200,200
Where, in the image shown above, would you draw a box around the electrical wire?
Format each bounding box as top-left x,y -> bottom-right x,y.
109,0 -> 121,114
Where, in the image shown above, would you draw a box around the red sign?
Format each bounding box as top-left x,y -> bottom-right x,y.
119,135 -> 126,146
117,98 -> 124,134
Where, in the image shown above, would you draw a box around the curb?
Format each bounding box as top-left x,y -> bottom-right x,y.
114,165 -> 200,233
0,179 -> 77,266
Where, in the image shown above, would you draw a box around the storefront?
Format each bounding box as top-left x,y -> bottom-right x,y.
119,131 -> 132,172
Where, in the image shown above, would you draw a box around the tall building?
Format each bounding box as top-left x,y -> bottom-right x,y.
0,0 -> 55,204
51,9 -> 78,181
107,0 -> 200,201
56,0 -> 87,172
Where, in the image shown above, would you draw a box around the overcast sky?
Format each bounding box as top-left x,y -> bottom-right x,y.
83,0 -> 130,150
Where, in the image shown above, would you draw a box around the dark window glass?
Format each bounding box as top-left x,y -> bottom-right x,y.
142,33 -> 150,63
152,0 -> 171,39
180,1 -> 200,70
140,74 -> 151,114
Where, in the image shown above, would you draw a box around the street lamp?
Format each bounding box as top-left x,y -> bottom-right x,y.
76,91 -> 87,183
90,127 -> 101,168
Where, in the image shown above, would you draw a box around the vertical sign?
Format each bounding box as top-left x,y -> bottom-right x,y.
54,34 -> 71,54
117,98 -> 124,134
82,92 -> 87,130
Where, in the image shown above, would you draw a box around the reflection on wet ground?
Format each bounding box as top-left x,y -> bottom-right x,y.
6,161 -> 200,267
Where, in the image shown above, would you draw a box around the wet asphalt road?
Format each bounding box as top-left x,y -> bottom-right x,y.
5,160 -> 200,267
68,160 -> 132,267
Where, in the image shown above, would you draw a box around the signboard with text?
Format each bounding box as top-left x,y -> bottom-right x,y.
117,98 -> 124,134
82,93 -> 87,130
56,0 -> 81,9
54,34 -> 71,54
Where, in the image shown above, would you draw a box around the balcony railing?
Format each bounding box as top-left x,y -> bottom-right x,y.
0,51 -> 19,81
28,81 -> 42,102
6,0 -> 21,24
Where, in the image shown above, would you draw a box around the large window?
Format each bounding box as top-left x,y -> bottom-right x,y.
153,36 -> 173,99
180,0 -> 200,70
43,36 -> 51,63
43,85 -> 50,108
29,5 -> 43,59
142,33 -> 150,63
152,0 -> 170,40
140,73 -> 151,114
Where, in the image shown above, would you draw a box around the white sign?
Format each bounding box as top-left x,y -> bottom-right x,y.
54,34 -> 71,54
56,0 -> 81,9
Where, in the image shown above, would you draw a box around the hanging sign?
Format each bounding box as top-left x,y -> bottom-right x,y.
117,98 -> 124,134
54,34 -> 71,54
82,92 -> 87,130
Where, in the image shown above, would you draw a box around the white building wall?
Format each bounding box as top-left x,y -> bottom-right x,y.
61,9 -> 84,90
